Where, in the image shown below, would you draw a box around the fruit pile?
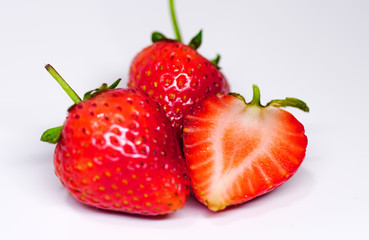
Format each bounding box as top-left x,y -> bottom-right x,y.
41,0 -> 308,215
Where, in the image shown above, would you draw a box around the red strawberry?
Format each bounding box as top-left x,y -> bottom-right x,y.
183,85 -> 309,211
41,65 -> 190,215
128,0 -> 230,138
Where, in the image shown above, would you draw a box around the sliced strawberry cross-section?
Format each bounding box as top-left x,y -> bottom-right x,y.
183,85 -> 309,211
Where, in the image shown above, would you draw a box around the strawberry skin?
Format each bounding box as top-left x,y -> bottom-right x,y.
54,89 -> 190,215
183,91 -> 308,211
128,41 -> 230,137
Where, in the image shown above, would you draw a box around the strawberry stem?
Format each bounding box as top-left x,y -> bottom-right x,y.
45,64 -> 82,104
249,84 -> 262,107
169,0 -> 182,42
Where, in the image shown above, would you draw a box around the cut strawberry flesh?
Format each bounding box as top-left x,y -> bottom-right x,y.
183,94 -> 307,211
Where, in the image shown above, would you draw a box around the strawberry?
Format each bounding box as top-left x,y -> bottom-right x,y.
128,0 -> 230,138
41,65 -> 190,216
183,85 -> 309,211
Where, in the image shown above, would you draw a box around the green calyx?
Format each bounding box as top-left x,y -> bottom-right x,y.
152,32 -> 171,43
170,0 -> 204,50
40,126 -> 63,144
168,0 -> 203,50
267,97 -> 309,112
152,1 -> 221,68
150,1 -> 223,69
83,78 -> 121,100
151,0 -> 182,44
188,30 -> 202,50
230,84 -> 309,112
210,54 -> 221,69
151,29 -> 204,51
41,64 -> 121,144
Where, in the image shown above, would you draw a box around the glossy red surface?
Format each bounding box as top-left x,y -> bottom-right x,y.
128,41 -> 230,138
54,89 -> 190,215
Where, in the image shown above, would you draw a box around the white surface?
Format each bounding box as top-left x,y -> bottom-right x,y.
1,0 -> 368,239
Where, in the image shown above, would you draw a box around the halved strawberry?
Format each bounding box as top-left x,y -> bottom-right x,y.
183,85 -> 309,211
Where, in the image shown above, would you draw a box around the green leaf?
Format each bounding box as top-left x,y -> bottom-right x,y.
210,54 -> 221,69
109,78 -> 122,89
232,85 -> 310,113
267,97 -> 310,112
83,90 -> 94,101
83,79 -> 121,101
188,30 -> 202,50
152,32 -> 169,43
41,126 -> 63,144
83,83 -> 108,100
83,83 -> 109,101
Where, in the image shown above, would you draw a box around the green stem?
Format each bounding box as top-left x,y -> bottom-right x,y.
249,84 -> 262,106
169,0 -> 182,42
45,64 -> 82,104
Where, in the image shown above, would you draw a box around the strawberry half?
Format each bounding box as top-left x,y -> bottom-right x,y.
41,65 -> 190,215
183,85 -> 309,211
128,0 -> 230,138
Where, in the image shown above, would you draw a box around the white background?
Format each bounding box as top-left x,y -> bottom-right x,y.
1,0 -> 368,239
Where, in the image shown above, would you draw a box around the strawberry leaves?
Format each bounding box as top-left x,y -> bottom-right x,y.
41,65 -> 121,144
230,85 -> 309,112
41,126 -> 63,144
83,78 -> 121,100
267,98 -> 310,112
150,0 -> 222,70
188,30 -> 202,50
151,32 -> 171,43
210,54 -> 221,69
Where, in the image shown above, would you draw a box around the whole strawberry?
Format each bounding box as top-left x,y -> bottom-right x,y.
128,0 -> 230,137
41,65 -> 190,215
183,85 -> 309,211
